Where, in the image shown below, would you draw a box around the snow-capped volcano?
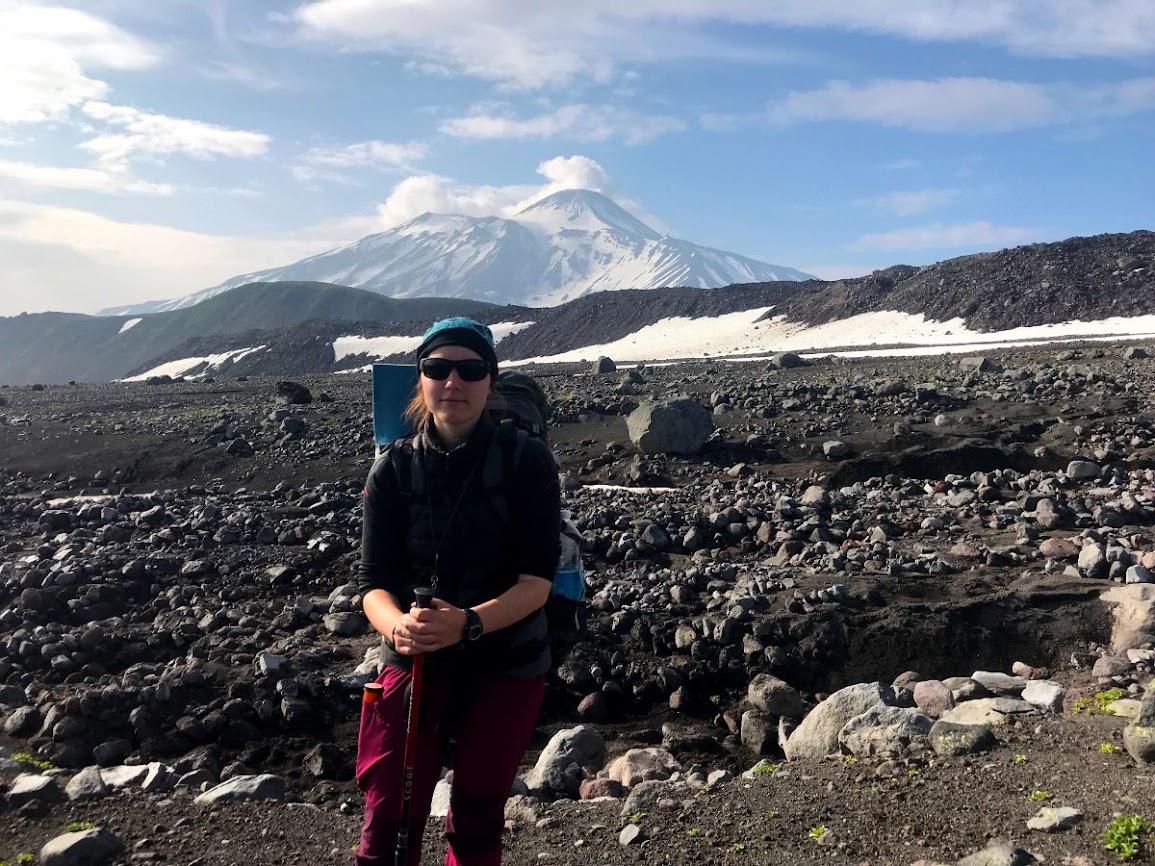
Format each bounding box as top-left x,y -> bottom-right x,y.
102,190 -> 814,315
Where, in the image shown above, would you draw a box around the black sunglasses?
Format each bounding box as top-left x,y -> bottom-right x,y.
419,357 -> 491,382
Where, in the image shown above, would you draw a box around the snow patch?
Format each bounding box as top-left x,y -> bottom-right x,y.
122,346 -> 265,382
513,310 -> 1155,365
118,318 -> 142,334
332,321 -> 534,363
332,335 -> 423,363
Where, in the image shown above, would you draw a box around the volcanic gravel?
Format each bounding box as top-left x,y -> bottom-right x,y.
4,342 -> 1155,865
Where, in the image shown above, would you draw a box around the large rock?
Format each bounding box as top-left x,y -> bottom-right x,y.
838,706 -> 933,759
66,766 -> 111,801
522,725 -> 605,800
1027,807 -> 1083,832
740,711 -> 776,755
8,773 -> 66,806
194,773 -> 286,804
939,698 -> 1036,726
928,720 -> 996,756
626,398 -> 713,455
747,674 -> 805,718
912,680 -> 955,719
1065,459 -> 1101,480
1123,690 -> 1155,763
1021,680 -> 1066,713
4,705 -> 42,736
770,352 -> 808,369
276,381 -> 312,405
605,747 -> 680,787
40,828 -> 124,866
959,356 -> 1003,373
784,682 -> 890,759
1103,584 -> 1155,652
957,841 -> 1037,866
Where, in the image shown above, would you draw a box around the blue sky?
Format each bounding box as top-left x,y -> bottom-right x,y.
1,0 -> 1152,316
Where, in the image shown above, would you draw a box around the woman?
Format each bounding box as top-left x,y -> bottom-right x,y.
355,317 -> 561,866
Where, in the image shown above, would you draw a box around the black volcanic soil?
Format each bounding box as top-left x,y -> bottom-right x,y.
3,342 -> 1155,865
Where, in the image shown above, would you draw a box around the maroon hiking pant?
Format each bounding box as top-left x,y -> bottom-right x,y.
354,665 -> 545,866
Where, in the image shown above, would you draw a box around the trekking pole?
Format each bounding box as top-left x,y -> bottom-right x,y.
395,586 -> 434,866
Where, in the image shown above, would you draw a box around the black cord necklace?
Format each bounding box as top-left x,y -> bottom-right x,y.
426,449 -> 481,594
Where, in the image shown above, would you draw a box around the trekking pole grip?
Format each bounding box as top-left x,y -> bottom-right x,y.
413,587 -> 434,609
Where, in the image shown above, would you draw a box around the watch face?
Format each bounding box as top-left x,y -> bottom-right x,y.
466,610 -> 482,640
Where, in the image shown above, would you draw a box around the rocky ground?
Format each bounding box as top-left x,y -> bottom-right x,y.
4,344 -> 1155,865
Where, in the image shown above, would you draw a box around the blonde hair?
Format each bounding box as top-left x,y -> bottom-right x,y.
403,383 -> 429,430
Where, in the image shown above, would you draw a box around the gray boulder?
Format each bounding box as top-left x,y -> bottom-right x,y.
66,766 -> 111,801
592,356 -> 617,374
626,398 -> 713,456
1066,460 -> 1101,481
960,357 -> 1003,373
40,828 -> 124,866
838,706 -> 933,759
8,773 -> 66,806
957,841 -> 1037,866
1027,807 -> 1083,832
770,352 -> 808,369
747,673 -> 805,718
522,725 -> 605,799
928,720 -> 996,756
784,682 -> 890,759
194,773 -> 286,804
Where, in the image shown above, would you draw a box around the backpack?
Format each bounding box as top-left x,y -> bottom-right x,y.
487,370 -> 549,438
389,373 -> 587,667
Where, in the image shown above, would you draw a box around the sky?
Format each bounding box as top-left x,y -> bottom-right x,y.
1,0 -> 1153,318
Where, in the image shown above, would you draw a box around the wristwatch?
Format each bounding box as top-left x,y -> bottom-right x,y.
463,608 -> 483,642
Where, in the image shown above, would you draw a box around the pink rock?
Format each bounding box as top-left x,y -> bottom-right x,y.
579,778 -> 624,799
912,680 -> 955,719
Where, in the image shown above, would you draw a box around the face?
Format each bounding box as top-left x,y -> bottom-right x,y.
420,345 -> 491,434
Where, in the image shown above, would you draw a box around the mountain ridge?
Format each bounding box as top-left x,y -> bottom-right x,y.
6,229 -> 1152,387
99,189 -> 812,315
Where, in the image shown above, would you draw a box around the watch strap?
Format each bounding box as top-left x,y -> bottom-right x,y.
464,608 -> 483,641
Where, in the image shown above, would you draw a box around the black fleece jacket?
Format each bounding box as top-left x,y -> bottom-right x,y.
358,417 -> 561,677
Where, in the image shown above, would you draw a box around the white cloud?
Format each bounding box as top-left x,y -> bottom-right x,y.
0,2 -> 159,125
766,76 -> 1155,133
79,101 -> 270,170
0,199 -> 352,315
439,104 -> 685,145
202,61 -> 287,92
775,78 -> 1059,133
294,139 -> 429,182
872,188 -> 959,216
853,221 -> 1041,252
374,174 -> 538,228
293,0 -> 1155,89
373,155 -> 666,232
0,158 -> 174,195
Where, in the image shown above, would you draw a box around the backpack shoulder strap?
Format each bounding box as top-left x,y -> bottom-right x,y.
483,426 -> 527,525
387,435 -> 423,499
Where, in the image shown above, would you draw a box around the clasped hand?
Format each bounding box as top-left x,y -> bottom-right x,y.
392,598 -> 465,656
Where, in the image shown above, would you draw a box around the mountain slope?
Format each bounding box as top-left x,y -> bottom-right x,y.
768,230 -> 1155,329
1,282 -> 514,386
8,229 -> 1153,386
102,190 -> 813,314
